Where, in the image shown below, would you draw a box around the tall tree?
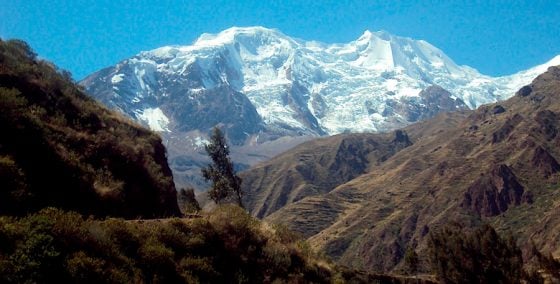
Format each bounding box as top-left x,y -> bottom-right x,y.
201,127 -> 243,207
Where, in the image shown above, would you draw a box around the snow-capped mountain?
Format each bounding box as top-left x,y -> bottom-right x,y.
81,26 -> 559,137
80,26 -> 559,189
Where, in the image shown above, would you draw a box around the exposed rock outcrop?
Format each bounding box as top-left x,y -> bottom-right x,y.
395,85 -> 468,122
532,146 -> 560,178
461,164 -> 530,217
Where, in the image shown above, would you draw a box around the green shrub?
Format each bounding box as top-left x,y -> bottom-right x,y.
0,204 -> 341,283
7,213 -> 61,283
138,238 -> 178,281
179,256 -> 220,283
428,223 -> 523,283
65,251 -> 107,283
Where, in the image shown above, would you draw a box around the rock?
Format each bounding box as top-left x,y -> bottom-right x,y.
517,85 -> 532,97
492,105 -> 506,114
492,114 -> 523,143
392,130 -> 412,146
534,110 -> 558,141
532,146 -> 560,178
461,164 -> 528,217
393,85 -> 468,123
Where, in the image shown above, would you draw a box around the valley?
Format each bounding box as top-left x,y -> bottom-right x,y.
2,22 -> 560,282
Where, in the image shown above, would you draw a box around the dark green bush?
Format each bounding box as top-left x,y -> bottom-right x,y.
0,207 -> 341,283
428,223 -> 523,283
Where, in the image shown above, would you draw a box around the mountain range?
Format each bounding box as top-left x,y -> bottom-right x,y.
3,27 -> 560,281
81,26 -> 560,190
244,65 -> 560,273
78,27 -> 560,274
1,38 -> 415,283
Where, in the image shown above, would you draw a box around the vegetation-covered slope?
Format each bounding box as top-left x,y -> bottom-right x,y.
247,66 -> 560,274
0,39 -> 180,218
0,206 -> 427,284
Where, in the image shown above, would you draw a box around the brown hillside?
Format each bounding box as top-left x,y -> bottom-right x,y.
241,130 -> 413,218
241,109 -> 470,221
0,39 -> 180,218
254,66 -> 560,273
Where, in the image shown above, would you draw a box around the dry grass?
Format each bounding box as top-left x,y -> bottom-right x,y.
0,39 -> 180,217
249,67 -> 560,275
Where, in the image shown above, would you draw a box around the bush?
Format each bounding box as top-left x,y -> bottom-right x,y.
65,251 -> 107,283
0,205 -> 342,283
428,223 -> 523,283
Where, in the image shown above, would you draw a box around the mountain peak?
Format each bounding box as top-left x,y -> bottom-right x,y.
356,29 -> 395,41
193,26 -> 289,48
357,29 -> 373,40
83,26 -> 560,138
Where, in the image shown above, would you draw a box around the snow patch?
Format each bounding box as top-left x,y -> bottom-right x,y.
138,108 -> 170,132
193,136 -> 209,148
111,74 -> 124,84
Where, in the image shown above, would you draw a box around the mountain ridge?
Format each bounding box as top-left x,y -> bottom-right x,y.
255,66 -> 560,273
81,26 -> 560,190
82,26 -> 560,137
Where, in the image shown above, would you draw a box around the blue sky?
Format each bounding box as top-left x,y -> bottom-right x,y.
1,1 -> 559,80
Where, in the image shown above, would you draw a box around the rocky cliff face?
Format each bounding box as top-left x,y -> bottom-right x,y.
461,164 -> 530,217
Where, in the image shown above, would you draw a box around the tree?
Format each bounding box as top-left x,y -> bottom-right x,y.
201,127 -> 243,207
178,187 -> 201,214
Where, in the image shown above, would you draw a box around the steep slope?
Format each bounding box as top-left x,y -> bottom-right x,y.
242,130 -> 413,218
80,26 -> 560,190
262,66 -> 560,272
0,39 -> 180,218
242,110 -> 471,219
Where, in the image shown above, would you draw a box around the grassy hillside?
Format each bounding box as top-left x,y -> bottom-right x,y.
0,39 -> 180,218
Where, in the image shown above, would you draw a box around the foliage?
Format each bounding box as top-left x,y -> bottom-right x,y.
428,223 -> 524,283
0,38 -> 179,217
0,207 -> 352,283
201,127 -> 243,207
178,187 -> 201,214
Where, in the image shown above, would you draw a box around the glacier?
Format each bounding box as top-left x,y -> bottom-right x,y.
82,26 -> 560,136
